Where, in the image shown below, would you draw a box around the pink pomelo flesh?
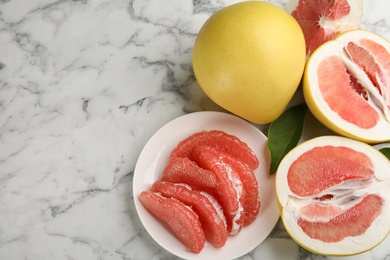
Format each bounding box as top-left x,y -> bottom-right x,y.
192,145 -> 246,235
216,150 -> 260,226
318,55 -> 380,129
170,130 -> 259,170
298,194 -> 383,243
151,181 -> 228,248
290,0 -> 351,55
346,42 -> 383,94
346,39 -> 390,108
299,203 -> 344,222
161,157 -> 217,191
139,190 -> 205,253
288,145 -> 374,197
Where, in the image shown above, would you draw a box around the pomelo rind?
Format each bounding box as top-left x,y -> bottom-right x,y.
303,30 -> 390,143
276,135 -> 390,256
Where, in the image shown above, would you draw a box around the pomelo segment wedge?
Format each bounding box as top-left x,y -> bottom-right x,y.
192,145 -> 246,236
151,181 -> 229,248
138,190 -> 206,253
285,0 -> 363,56
170,130 -> 259,170
161,157 -> 217,191
276,136 -> 390,256
303,30 -> 390,143
212,149 -> 261,226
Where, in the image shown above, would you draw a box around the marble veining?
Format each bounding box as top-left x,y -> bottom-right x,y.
1,0 -> 390,259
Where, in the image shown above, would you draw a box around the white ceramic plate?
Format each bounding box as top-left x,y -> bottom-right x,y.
133,111 -> 280,259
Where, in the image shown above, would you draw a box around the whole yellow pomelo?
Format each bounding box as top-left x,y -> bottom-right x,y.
192,1 -> 306,124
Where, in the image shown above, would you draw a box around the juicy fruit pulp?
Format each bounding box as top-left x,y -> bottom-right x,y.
192,1 -> 306,124
276,136 -> 390,256
161,157 -> 217,190
192,145 -> 246,235
151,181 -> 229,248
139,190 -> 205,253
303,30 -> 390,143
139,130 -> 261,253
170,130 -> 259,170
286,0 -> 363,56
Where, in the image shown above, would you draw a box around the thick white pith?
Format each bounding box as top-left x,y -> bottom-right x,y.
276,136 -> 390,255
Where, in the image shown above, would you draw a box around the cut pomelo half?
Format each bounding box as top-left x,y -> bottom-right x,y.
138,190 -> 205,253
276,135 -> 390,256
192,145 -> 246,236
170,130 -> 259,170
285,0 -> 363,56
303,30 -> 390,143
151,181 -> 229,248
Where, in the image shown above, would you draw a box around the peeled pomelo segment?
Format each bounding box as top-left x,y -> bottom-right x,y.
192,145 -> 246,236
276,136 -> 390,255
303,30 -> 390,143
170,130 -> 259,170
138,190 -> 205,253
287,145 -> 374,197
151,180 -> 229,248
298,194 -> 383,243
285,0 -> 363,56
215,149 -> 261,226
161,157 -> 217,190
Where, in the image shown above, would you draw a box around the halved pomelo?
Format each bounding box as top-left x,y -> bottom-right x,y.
285,0 -> 363,56
151,180 -> 229,248
192,145 -> 246,236
170,130 -> 259,170
303,30 -> 390,143
276,135 -> 390,256
138,190 -> 206,253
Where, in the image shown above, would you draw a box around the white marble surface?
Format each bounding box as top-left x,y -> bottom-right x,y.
0,0 -> 390,259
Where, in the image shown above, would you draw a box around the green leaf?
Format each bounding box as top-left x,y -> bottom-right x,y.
379,147 -> 390,160
267,103 -> 308,175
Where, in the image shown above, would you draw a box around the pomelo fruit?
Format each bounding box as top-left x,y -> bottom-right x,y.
303,30 -> 390,143
170,130 -> 259,170
138,190 -> 206,253
275,135 -> 390,256
192,1 -> 306,124
151,181 -> 229,248
285,0 -> 363,56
